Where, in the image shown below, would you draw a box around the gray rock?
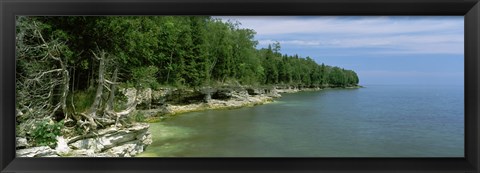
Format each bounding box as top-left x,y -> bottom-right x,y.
165,89 -> 205,105
142,132 -> 153,145
120,88 -> 137,106
68,123 -> 151,157
17,122 -> 151,157
55,136 -> 71,155
151,88 -> 169,105
16,137 -> 28,148
69,149 -> 96,157
266,89 -> 281,98
104,141 -> 145,157
137,88 -> 153,109
16,146 -> 58,157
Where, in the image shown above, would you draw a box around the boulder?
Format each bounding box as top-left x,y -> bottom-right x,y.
16,137 -> 28,149
55,136 -> 71,155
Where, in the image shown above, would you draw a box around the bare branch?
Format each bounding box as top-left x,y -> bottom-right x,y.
104,79 -> 119,85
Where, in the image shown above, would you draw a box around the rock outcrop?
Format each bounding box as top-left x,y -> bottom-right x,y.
16,146 -> 58,157
16,123 -> 152,157
132,86 -> 281,118
16,84 -> 340,157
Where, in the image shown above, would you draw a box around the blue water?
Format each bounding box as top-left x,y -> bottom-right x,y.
138,85 -> 464,157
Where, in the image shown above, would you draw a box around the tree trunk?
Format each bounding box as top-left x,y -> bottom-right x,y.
61,68 -> 69,119
105,68 -> 118,112
83,51 -> 107,129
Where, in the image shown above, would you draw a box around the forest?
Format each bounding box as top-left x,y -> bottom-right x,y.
16,16 -> 359,148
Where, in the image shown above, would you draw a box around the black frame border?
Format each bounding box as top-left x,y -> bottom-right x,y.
1,0 -> 479,173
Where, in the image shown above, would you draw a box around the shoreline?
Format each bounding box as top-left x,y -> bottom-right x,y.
139,85 -> 361,122
15,85 -> 360,157
136,85 -> 363,157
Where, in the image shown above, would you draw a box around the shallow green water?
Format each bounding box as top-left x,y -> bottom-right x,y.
138,85 -> 464,157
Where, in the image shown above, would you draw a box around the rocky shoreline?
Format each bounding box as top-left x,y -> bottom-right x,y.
136,85 -> 362,120
132,85 -> 330,120
16,85 -> 359,157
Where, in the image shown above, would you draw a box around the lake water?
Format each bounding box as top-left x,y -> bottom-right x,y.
137,85 -> 464,157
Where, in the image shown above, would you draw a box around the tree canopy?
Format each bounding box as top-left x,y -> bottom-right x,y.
16,16 -> 360,146
20,16 -> 358,89
16,16 -> 359,120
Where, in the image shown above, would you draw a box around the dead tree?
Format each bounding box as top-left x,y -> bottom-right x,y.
16,17 -> 138,140
77,50 -> 138,132
104,68 -> 137,127
16,18 -> 70,123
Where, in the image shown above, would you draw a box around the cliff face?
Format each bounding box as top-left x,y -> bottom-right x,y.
130,86 -> 286,119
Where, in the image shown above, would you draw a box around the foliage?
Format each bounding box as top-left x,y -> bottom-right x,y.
131,66 -> 160,89
134,112 -> 146,122
69,89 -> 96,113
25,16 -> 359,90
16,16 -> 360,138
31,120 -> 64,147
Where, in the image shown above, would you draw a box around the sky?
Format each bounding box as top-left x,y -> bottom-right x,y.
216,16 -> 464,86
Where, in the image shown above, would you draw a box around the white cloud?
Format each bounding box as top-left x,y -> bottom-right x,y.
215,16 -> 464,55
215,16 -> 463,35
258,34 -> 463,54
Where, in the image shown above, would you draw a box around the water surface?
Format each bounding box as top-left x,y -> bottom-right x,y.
138,85 -> 464,157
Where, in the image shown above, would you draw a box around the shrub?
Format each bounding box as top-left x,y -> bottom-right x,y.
31,120 -> 64,147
